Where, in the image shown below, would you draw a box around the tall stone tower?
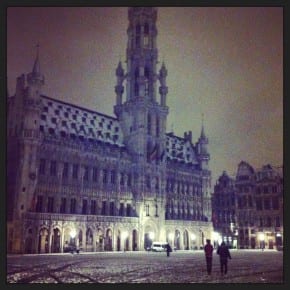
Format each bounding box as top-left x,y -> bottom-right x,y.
114,7 -> 169,240
7,46 -> 44,253
196,118 -> 211,222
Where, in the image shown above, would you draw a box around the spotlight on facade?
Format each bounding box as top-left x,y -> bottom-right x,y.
122,231 -> 128,240
213,231 -> 222,246
149,232 -> 155,240
213,231 -> 218,241
259,232 -> 265,250
70,229 -> 76,239
258,233 -> 265,241
191,233 -> 196,241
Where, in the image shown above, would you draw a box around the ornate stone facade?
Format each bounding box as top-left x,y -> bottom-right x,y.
212,162 -> 283,250
7,7 -> 213,254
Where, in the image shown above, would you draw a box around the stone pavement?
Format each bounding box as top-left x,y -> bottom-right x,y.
6,249 -> 283,283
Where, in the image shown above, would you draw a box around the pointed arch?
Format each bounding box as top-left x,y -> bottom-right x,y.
105,228 -> 113,251
51,228 -> 61,253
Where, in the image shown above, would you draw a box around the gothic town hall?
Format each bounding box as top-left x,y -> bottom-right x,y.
7,7 -> 213,254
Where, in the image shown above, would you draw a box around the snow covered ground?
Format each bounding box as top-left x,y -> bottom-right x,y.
6,249 -> 283,283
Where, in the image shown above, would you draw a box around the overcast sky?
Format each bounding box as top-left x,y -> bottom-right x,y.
7,7 -> 283,184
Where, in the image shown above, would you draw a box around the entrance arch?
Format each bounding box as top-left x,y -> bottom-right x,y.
174,229 -> 181,250
132,229 -> 138,251
105,229 -> 113,251
144,222 -> 158,250
24,228 -> 33,254
116,230 -> 121,251
95,228 -> 103,252
183,230 -> 189,250
51,228 -> 61,253
38,228 -> 49,254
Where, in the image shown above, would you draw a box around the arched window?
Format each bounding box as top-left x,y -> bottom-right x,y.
145,67 -> 149,78
135,67 -> 139,96
144,23 -> 149,34
147,114 -> 151,135
156,117 -> 160,137
144,67 -> 150,96
136,24 -> 141,48
134,83 -> 139,96
144,23 -> 149,47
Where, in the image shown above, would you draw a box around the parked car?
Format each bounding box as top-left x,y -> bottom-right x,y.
151,242 -> 169,252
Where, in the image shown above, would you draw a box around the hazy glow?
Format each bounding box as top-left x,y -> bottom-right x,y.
258,233 -> 265,241
70,229 -> 76,239
7,7 -> 283,183
122,231 -> 128,240
149,232 -> 155,240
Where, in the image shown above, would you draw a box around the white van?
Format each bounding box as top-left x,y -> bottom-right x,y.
151,242 -> 169,252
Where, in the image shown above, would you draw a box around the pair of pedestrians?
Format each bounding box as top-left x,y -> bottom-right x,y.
204,239 -> 231,275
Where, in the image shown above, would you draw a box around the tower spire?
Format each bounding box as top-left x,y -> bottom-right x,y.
32,43 -> 41,75
201,112 -> 205,138
27,43 -> 44,86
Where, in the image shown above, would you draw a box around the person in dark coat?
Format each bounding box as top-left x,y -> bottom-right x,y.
166,243 -> 172,257
217,241 -> 232,274
204,239 -> 214,274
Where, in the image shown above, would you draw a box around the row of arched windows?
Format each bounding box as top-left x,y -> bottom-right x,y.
134,23 -> 150,49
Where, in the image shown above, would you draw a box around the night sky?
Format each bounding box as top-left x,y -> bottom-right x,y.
7,7 -> 283,183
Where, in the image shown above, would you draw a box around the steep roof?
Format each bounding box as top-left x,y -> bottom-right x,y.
165,133 -> 198,165
39,95 -> 198,164
39,95 -> 125,147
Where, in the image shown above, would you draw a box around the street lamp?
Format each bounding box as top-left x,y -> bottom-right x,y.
149,232 -> 155,241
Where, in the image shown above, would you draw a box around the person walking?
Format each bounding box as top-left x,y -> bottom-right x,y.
217,241 -> 232,275
166,243 -> 172,257
204,239 -> 214,275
